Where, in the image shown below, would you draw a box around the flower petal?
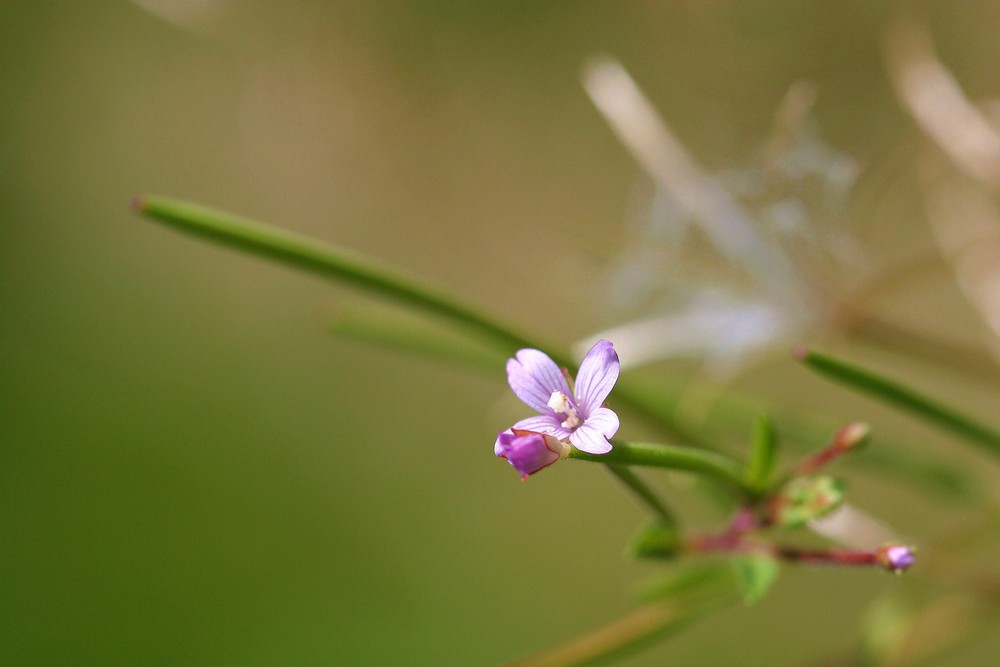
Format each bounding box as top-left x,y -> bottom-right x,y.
574,339 -> 620,414
511,415 -> 571,441
495,429 -> 513,456
506,348 -> 571,414
569,424 -> 613,455
584,406 -> 620,439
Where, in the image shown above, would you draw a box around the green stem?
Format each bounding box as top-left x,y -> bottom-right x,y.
506,593 -> 732,667
796,347 -> 1000,458
569,442 -> 749,494
604,465 -> 677,527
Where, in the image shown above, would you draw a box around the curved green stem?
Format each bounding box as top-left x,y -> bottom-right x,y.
604,465 -> 677,527
569,441 -> 749,494
506,593 -> 732,667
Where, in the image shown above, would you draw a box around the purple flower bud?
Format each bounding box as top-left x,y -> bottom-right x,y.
876,544 -> 916,572
495,430 -> 568,480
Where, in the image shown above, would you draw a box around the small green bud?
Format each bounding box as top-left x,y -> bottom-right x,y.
769,475 -> 845,528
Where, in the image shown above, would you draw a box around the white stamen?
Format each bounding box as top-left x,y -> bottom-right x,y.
547,391 -> 581,429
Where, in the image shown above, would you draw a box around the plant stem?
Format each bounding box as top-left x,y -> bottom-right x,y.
683,537 -> 881,568
771,547 -> 877,567
604,465 -> 677,527
569,442 -> 749,494
505,593 -> 732,667
793,422 -> 870,476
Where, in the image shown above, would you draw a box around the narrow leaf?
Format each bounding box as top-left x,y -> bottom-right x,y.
637,562 -> 733,604
733,553 -> 780,605
745,412 -> 778,495
134,195 -> 543,359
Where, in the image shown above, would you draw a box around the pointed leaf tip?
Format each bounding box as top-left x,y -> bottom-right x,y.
734,554 -> 780,605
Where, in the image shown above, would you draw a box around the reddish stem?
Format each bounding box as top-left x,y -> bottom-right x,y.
684,529 -> 882,569
772,547 -> 878,567
795,423 -> 869,475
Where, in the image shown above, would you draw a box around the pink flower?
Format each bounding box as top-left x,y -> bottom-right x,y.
495,430 -> 568,480
876,544 -> 916,573
496,339 -> 620,456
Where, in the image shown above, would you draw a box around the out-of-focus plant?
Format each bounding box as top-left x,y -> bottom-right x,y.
133,20 -> 1000,663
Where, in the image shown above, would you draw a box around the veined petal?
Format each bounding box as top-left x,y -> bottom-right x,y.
511,415 -> 571,441
507,348 -> 571,414
574,339 -> 620,414
584,406 -> 620,439
569,424 -> 613,455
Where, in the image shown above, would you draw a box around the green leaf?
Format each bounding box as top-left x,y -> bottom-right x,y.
638,562 -> 733,604
745,413 -> 778,495
134,195 -> 545,359
732,553 -> 780,605
861,595 -> 915,664
628,521 -> 681,561
796,347 -> 1000,458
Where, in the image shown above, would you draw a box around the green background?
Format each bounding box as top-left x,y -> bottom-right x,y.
3,2 -> 999,665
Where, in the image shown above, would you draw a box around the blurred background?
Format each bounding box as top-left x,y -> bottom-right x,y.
3,2 -> 1000,665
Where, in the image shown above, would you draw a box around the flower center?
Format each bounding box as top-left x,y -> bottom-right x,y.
547,391 -> 581,429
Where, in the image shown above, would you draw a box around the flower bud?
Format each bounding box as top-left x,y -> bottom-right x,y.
768,475 -> 844,528
835,422 -> 871,452
876,544 -> 915,573
495,430 -> 569,480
